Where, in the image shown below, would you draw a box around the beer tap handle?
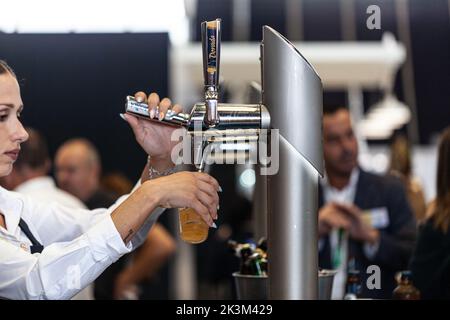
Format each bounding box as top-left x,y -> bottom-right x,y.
201,18 -> 221,127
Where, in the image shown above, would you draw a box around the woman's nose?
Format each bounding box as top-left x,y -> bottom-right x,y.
12,119 -> 29,143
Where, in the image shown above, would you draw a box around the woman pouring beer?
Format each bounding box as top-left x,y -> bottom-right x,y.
0,60 -> 219,299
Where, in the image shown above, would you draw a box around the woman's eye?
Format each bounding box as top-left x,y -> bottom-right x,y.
0,114 -> 8,121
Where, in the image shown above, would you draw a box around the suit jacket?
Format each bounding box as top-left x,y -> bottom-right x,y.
319,169 -> 417,299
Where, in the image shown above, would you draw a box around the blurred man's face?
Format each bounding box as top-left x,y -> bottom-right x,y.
54,144 -> 96,201
323,109 -> 358,177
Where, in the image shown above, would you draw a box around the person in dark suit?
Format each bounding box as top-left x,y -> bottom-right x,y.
318,105 -> 416,299
410,126 -> 450,299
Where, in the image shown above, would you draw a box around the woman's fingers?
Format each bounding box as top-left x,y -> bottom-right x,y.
158,98 -> 172,120
196,189 -> 218,220
194,175 -> 219,220
134,91 -> 183,120
191,200 -> 214,227
197,180 -> 219,203
195,172 -> 220,192
152,172 -> 220,227
148,92 -> 160,119
134,91 -> 147,103
172,104 -> 183,114
121,113 -> 140,136
193,174 -> 220,217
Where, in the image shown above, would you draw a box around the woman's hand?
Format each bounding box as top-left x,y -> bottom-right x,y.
144,171 -> 220,227
122,92 -> 185,169
111,171 -> 220,244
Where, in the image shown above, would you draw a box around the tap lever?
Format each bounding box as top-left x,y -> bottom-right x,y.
125,96 -> 190,127
202,19 -> 221,88
201,18 -> 221,127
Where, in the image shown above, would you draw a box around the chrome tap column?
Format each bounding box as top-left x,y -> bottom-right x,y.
262,26 -> 324,299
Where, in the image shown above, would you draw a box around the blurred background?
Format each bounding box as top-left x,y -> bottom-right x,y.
1,0 -> 449,299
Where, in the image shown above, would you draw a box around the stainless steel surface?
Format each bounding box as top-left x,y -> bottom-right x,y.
268,136 -> 319,299
252,165 -> 268,241
125,96 -> 190,127
260,105 -> 271,130
233,272 -> 268,300
247,81 -> 268,240
318,270 -> 337,300
189,103 -> 268,130
126,96 -> 270,170
205,97 -> 219,127
263,26 -> 323,300
125,97 -> 269,131
232,270 -> 336,300
262,26 -> 324,176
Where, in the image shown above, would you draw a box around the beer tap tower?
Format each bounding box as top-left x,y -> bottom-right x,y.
262,26 -> 323,299
126,20 -> 323,299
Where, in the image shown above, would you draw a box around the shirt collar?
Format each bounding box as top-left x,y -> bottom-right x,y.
15,176 -> 56,194
0,186 -> 24,236
321,167 -> 360,204
321,167 -> 360,190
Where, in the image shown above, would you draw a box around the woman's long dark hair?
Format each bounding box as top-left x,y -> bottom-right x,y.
433,126 -> 450,233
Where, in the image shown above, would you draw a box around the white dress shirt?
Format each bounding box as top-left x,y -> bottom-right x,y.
0,183 -> 164,300
14,176 -> 92,300
320,168 -> 379,299
321,168 -> 359,300
15,176 -> 86,210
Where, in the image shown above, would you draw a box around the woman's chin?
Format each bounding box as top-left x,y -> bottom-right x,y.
0,163 -> 13,178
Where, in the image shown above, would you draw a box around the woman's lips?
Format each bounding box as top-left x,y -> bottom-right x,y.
4,150 -> 19,161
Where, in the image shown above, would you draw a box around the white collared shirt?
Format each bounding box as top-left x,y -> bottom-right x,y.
0,183 -> 163,300
322,169 -> 360,206
14,176 -> 92,300
321,168 -> 360,300
15,176 -> 86,210
320,168 -> 379,299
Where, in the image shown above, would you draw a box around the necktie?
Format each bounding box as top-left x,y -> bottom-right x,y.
18,218 -> 44,254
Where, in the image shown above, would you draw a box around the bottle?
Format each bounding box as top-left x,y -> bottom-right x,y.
179,207 -> 209,244
238,245 -> 255,275
257,237 -> 268,253
249,252 -> 268,276
392,271 -> 421,300
255,238 -> 268,276
344,270 -> 361,300
228,239 -> 269,276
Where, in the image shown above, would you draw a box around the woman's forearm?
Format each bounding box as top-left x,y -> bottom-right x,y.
140,162 -> 150,184
119,224 -> 176,286
111,183 -> 159,244
115,170 -> 219,245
